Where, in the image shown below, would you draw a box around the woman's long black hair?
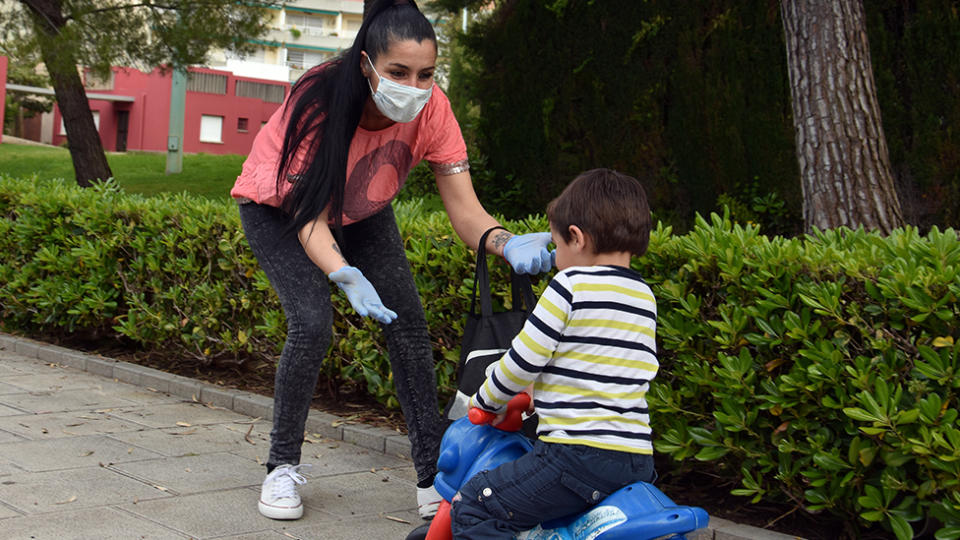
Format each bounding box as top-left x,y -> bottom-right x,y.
276,0 -> 436,238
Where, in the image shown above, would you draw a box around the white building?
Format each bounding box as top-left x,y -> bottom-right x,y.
207,0 -> 365,83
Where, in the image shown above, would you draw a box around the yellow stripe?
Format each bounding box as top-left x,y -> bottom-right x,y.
539,436 -> 653,455
572,282 -> 655,302
539,297 -> 568,324
536,382 -> 647,400
568,318 -> 655,338
556,350 -> 658,373
480,379 -> 507,405
538,415 -> 651,429
498,361 -> 531,388
518,331 -> 553,358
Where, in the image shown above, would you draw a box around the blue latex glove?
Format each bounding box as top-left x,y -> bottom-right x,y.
328,266 -> 397,324
503,232 -> 555,274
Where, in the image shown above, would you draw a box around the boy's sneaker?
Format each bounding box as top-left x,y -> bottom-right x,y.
259,464 -> 309,520
417,484 -> 442,520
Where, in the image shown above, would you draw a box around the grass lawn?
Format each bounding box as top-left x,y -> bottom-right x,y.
0,142 -> 244,199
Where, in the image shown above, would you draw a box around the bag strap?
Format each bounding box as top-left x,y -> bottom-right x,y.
470,226 -> 537,317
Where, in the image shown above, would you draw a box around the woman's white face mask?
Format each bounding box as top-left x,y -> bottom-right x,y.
366,55 -> 433,123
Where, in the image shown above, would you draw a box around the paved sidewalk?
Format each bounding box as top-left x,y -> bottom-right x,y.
0,334 -> 802,539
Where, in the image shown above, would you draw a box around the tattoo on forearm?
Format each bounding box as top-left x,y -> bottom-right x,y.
332,242 -> 348,265
492,231 -> 513,251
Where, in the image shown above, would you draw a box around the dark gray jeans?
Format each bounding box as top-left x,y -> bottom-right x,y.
239,202 -> 443,485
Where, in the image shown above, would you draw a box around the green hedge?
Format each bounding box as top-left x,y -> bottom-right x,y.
1,176 -> 958,539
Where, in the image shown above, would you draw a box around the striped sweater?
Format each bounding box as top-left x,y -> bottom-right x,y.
470,265 -> 658,454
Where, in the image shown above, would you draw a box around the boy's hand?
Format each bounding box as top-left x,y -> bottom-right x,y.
524,386 -> 535,413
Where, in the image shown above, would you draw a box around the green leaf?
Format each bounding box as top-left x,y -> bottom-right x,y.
889,514 -> 913,540
694,446 -> 730,461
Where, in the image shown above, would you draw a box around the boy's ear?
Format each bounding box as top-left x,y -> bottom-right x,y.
568,225 -> 587,250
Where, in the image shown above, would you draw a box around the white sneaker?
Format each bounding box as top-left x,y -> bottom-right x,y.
417,484 -> 443,520
259,464 -> 310,520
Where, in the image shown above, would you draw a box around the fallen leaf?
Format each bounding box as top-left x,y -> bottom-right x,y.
80,450 -> 94,457
55,495 -> 78,505
65,422 -> 85,427
172,428 -> 198,436
128,447 -> 134,454
176,421 -> 192,427
153,485 -> 168,492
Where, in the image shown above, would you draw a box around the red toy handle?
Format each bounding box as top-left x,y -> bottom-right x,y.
468,392 -> 531,432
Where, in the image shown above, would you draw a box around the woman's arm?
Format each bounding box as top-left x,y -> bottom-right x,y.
436,170 -> 554,274
435,170 -> 513,256
298,206 -> 396,323
297,206 -> 348,274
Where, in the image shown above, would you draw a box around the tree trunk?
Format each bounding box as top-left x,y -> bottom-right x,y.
22,0 -> 112,187
780,0 -> 903,234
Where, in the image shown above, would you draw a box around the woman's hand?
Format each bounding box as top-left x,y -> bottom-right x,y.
329,266 -> 398,324
503,232 -> 555,274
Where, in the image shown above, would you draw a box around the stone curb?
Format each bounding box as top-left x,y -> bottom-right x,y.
0,332 -> 804,540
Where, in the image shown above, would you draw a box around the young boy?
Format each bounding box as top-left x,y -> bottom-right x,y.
450,168 -> 658,539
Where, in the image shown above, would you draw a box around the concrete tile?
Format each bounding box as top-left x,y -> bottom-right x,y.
0,388 -> 139,414
166,374 -> 206,400
0,434 -> 163,472
304,410 -> 345,441
120,488 -> 282,539
0,459 -> 24,475
208,532 -> 291,539
13,339 -> 40,359
107,401 -> 253,429
0,402 -> 26,416
0,381 -> 25,394
85,356 -> 118,378
0,506 -> 189,539
0,352 -> 56,374
0,502 -> 22,519
55,351 -> 88,371
301,439 -> 410,478
385,433 -> 413,460
285,510 -> 423,540
111,452 -> 264,495
0,466 -> 170,514
0,370 -> 110,393
342,423 -> 387,453
233,392 -> 274,420
109,423 -> 271,459
299,469 -> 416,517
200,385 -> 236,409
87,380 -> 182,406
0,410 -> 146,440
35,343 -> 77,365
0,428 -> 27,443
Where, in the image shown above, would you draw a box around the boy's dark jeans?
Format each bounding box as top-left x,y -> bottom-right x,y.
450,439 -> 656,539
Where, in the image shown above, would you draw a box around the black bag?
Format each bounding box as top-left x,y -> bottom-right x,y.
444,227 -> 539,434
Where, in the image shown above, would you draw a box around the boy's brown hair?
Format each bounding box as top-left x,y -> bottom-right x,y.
546,168 -> 652,256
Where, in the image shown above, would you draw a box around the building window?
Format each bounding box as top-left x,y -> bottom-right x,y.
199,115 -> 223,143
235,80 -> 286,104
187,72 -> 227,95
60,110 -> 100,135
237,117 -> 249,132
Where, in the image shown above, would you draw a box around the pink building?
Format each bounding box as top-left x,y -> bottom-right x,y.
44,65 -> 289,155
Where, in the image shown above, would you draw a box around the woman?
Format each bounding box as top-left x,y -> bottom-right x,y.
230,0 -> 553,521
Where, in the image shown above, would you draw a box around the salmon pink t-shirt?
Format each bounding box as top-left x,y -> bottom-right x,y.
230,77 -> 468,225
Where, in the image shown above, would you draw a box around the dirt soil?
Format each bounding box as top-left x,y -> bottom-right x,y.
37,335 -> 896,540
